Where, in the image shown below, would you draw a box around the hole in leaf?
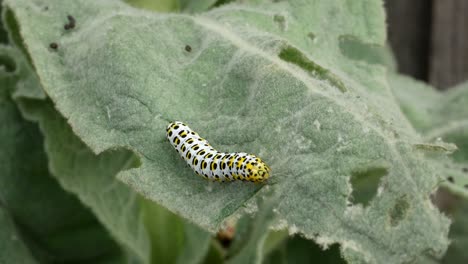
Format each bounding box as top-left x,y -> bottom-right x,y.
278,45 -> 346,92
338,35 -> 388,65
389,196 -> 410,227
349,166 -> 387,206
431,187 -> 460,215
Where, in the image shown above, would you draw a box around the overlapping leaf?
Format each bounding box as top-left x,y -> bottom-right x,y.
390,73 -> 468,263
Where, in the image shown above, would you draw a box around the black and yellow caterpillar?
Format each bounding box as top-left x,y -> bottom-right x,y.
166,121 -> 271,183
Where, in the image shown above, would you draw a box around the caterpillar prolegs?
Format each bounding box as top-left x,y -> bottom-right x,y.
166,121 -> 271,183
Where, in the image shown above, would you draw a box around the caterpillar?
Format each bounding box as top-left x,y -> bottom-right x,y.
166,121 -> 271,183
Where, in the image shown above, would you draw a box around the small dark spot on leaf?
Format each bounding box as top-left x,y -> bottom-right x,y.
49,42 -> 58,50
389,196 -> 410,227
464,184 -> 468,189
64,15 -> 76,30
185,45 -> 192,52
67,15 -> 75,22
463,167 -> 468,173
43,6 -> 48,11
307,32 -> 316,41
447,176 -> 454,183
273,14 -> 287,31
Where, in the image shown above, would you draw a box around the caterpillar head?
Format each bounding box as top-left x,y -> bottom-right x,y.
247,157 -> 271,183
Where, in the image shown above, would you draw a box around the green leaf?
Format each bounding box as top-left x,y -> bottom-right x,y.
425,84 -> 468,163
201,241 -> 224,264
176,219 -> 212,264
391,74 -> 468,156
0,1 -> 10,44
0,207 -> 37,264
260,230 -> 288,259
4,0 -> 451,262
0,46 -> 121,263
226,196 -> 277,264
390,74 -> 447,133
388,73 -> 468,263
439,190 -> 468,264
433,83 -> 468,264
179,0 -> 217,13
125,0 -> 179,12
390,73 -> 468,193
143,199 -> 211,264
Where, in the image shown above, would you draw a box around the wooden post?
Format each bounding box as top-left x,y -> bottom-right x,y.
430,0 -> 468,89
385,0 -> 432,81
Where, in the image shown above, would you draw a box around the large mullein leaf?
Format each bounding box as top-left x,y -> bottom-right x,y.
3,0 -> 450,262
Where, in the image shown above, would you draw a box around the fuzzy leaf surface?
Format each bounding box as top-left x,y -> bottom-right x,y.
3,0 -> 451,263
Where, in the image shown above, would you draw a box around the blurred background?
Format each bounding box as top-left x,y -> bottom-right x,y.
385,0 -> 468,89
